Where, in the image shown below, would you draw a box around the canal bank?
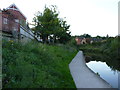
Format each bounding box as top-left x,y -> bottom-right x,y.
69,51 -> 112,88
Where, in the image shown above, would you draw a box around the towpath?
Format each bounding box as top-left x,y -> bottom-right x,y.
69,51 -> 112,88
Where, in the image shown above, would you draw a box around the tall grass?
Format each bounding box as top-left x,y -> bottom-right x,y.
2,40 -> 77,88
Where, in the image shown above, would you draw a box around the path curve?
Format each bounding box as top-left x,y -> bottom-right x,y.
69,51 -> 112,88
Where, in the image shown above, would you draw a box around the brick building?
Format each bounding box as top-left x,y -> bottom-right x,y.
0,4 -> 34,40
0,4 -> 26,34
75,37 -> 92,45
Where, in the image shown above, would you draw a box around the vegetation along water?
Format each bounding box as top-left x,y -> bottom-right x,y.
2,4 -> 120,88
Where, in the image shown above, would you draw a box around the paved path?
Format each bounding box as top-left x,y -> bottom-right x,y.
69,51 -> 112,88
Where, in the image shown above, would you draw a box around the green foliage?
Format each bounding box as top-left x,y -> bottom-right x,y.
78,37 -> 120,71
67,37 -> 76,47
79,34 -> 91,38
2,40 -> 77,88
33,5 -> 71,43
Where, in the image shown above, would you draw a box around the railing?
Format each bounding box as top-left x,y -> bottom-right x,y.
20,25 -> 34,40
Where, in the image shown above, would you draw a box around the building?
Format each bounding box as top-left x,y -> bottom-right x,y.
0,4 -> 34,41
75,37 -> 91,45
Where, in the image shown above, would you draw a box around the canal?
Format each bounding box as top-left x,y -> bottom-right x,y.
86,61 -> 120,89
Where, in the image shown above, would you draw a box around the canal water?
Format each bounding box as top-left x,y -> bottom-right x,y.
86,61 -> 120,88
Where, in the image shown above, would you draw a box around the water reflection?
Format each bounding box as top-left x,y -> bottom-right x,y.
86,61 -> 119,88
84,54 -> 120,72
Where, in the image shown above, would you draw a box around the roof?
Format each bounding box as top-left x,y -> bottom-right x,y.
6,3 -> 26,19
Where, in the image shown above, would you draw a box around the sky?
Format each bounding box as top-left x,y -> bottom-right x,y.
0,0 -> 119,37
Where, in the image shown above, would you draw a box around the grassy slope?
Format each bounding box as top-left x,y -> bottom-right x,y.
2,40 -> 77,88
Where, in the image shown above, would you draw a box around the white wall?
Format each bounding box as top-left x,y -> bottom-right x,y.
20,25 -> 34,40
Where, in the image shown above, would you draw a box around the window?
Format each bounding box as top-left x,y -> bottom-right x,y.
15,19 -> 19,23
3,18 -> 8,24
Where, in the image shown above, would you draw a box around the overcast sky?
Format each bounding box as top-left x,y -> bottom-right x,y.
0,0 -> 119,37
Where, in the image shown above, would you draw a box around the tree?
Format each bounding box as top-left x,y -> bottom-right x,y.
96,35 -> 101,38
33,5 -> 71,43
56,20 -> 71,43
80,34 -> 91,38
106,34 -> 109,38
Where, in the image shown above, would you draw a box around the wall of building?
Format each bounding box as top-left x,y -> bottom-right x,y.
2,32 -> 33,44
7,9 -> 26,21
20,25 -> 34,40
0,10 -> 2,30
2,10 -> 20,33
1,4 -> 35,43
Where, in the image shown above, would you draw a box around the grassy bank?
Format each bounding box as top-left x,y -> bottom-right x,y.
3,36 -> 119,88
2,40 -> 77,88
79,37 -> 120,71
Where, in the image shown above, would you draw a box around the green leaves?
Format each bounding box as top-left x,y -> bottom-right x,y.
33,5 -> 71,43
